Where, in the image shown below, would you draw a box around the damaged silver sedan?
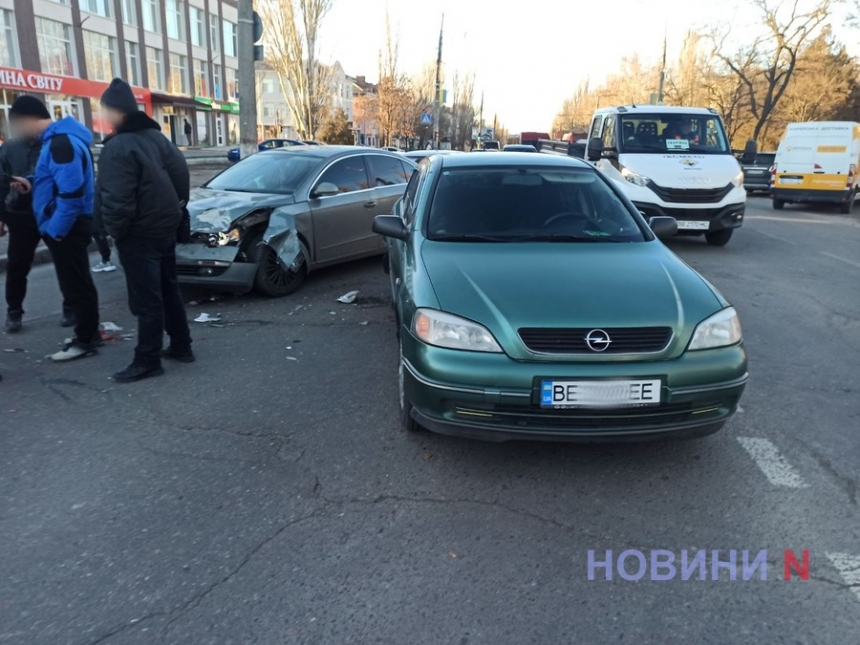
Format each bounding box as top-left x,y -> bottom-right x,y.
177,146 -> 415,296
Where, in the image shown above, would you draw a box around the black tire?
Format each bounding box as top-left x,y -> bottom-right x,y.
249,237 -> 308,297
773,199 -> 785,210
398,342 -> 421,433
839,193 -> 855,214
705,229 -> 733,247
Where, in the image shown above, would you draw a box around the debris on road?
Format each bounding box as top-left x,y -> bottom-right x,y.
360,321 -> 369,326
194,313 -> 221,323
286,356 -> 298,361
99,321 -> 123,341
3,348 -> 25,353
337,290 -> 360,304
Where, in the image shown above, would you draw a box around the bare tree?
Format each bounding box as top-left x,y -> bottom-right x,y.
259,0 -> 333,139
714,0 -> 830,143
376,13 -> 413,146
447,71 -> 476,150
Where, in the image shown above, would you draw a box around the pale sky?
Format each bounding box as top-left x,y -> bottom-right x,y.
318,0 -> 854,133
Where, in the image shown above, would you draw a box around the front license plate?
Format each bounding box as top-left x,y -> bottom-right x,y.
540,379 -> 661,408
676,220 -> 710,230
779,176 -> 803,185
748,169 -> 766,175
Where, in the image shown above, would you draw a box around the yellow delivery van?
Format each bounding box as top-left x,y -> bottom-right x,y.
771,121 -> 860,213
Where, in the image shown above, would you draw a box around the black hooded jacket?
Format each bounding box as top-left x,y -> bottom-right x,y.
0,137 -> 42,226
95,111 -> 190,240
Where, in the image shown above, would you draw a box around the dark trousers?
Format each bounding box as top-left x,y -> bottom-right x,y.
43,218 -> 100,344
92,227 -> 111,262
4,217 -> 42,314
116,234 -> 191,368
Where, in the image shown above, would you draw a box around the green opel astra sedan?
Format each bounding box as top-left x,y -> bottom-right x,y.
373,153 -> 748,441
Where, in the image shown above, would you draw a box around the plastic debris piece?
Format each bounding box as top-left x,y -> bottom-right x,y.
448,551 -> 458,559
337,290 -> 360,304
194,313 -> 221,323
286,356 -> 298,361
329,311 -> 336,315
100,322 -> 123,332
359,321 -> 369,326
209,322 -> 225,328
3,348 -> 25,353
188,300 -> 199,306
285,346 -> 292,350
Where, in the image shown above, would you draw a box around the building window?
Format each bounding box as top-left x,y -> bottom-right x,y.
190,7 -> 204,47
262,78 -> 275,94
146,46 -> 165,91
262,103 -> 274,118
226,67 -> 238,100
168,53 -> 188,94
0,10 -> 17,68
209,14 -> 220,52
36,18 -> 75,76
213,63 -> 222,100
143,0 -> 161,34
80,0 -> 111,18
166,0 -> 185,41
125,41 -> 140,86
82,31 -> 117,82
193,59 -> 208,96
120,0 -> 138,27
223,20 -> 237,57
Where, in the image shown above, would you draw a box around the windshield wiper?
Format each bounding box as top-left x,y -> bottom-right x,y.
430,234 -> 512,242
515,234 -> 623,242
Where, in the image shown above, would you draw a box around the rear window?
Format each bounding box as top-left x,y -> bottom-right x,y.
206,153 -> 317,194
427,167 -> 646,243
756,153 -> 776,166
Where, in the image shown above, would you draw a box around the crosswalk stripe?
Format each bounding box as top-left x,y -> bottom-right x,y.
736,437 -> 808,488
826,553 -> 860,603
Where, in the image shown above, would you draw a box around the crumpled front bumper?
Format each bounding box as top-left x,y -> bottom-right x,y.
175,243 -> 257,292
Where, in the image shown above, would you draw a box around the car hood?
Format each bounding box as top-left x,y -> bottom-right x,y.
188,188 -> 294,232
618,153 -> 741,188
420,240 -> 723,360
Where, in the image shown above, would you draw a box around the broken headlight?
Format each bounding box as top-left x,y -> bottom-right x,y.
207,228 -> 242,248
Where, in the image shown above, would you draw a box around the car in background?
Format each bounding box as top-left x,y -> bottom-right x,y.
404,149 -> 462,164
302,140 -> 325,146
503,144 -> 538,153
373,152 -> 748,441
381,146 -> 404,153
481,140 -> 501,150
742,152 -> 776,194
177,147 -> 416,297
226,138 -> 306,162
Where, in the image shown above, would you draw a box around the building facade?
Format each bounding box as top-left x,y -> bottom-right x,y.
0,0 -> 239,146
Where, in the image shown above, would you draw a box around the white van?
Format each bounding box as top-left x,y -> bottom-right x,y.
771,121 -> 860,213
584,106 -> 749,246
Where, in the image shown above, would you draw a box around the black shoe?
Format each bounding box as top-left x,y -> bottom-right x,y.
162,346 -> 196,363
5,310 -> 23,333
60,310 -> 77,328
112,363 -> 165,383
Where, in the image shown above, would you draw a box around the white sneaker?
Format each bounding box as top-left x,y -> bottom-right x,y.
51,341 -> 98,362
92,261 -> 117,273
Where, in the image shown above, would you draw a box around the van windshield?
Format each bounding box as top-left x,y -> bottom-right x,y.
618,113 -> 731,155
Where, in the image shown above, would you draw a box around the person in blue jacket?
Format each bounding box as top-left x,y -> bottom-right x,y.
8,96 -> 100,362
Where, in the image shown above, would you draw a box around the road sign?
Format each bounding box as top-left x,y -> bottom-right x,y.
420,113 -> 433,126
253,11 -> 263,43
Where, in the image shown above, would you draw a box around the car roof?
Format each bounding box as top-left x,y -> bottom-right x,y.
594,105 -> 717,116
263,145 -> 409,160
439,152 -> 591,169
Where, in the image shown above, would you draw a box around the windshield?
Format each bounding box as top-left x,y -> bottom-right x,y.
427,167 -> 646,243
206,153 -> 318,194
618,113 -> 730,155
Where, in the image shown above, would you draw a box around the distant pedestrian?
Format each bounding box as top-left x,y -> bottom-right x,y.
183,119 -> 193,146
8,95 -> 100,361
0,130 -> 70,332
90,224 -> 116,273
96,78 -> 193,383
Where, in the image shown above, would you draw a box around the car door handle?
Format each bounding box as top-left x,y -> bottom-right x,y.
364,201 -> 377,208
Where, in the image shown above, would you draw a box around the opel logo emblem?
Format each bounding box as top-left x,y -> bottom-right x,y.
585,329 -> 612,352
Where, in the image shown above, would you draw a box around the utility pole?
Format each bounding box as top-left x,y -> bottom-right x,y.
238,0 -> 258,159
492,113 -> 498,141
657,30 -> 667,105
433,14 -> 444,149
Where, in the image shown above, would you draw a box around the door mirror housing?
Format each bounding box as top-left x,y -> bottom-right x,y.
741,139 -> 758,165
648,216 -> 678,239
373,214 -> 409,241
586,137 -> 603,161
312,182 -> 340,198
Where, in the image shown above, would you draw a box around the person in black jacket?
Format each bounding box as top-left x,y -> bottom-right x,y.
96,78 -> 193,383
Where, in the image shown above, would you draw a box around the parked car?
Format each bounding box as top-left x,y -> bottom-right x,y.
226,138 -> 305,162
381,146 -> 404,153
742,152 -> 776,193
503,144 -> 538,153
302,140 -> 325,146
404,149 -> 462,164
374,152 -> 748,441
177,147 -> 416,297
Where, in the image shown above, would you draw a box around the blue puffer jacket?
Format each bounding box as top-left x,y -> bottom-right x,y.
31,117 -> 95,239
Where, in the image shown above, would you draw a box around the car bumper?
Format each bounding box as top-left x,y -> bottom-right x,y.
633,202 -> 745,233
771,188 -> 853,203
402,334 -> 748,442
743,178 -> 770,191
175,243 -> 257,292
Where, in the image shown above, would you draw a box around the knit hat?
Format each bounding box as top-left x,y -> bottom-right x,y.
100,78 -> 138,114
9,95 -> 50,120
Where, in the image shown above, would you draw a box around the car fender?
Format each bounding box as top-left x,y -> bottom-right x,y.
263,207 -> 309,273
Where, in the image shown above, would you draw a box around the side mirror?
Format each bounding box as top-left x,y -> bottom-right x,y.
648,216 -> 678,239
373,214 -> 409,241
741,139 -> 757,165
586,137 -> 603,161
312,182 -> 340,198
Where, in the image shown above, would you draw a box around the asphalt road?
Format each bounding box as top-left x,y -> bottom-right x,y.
1,185 -> 859,644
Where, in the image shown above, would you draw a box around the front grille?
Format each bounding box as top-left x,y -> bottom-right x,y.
175,265 -> 229,277
647,182 -> 734,204
518,327 -> 672,354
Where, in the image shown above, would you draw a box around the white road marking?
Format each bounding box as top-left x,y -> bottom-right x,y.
821,252 -> 860,271
826,553 -> 860,603
751,228 -> 799,245
736,437 -> 809,488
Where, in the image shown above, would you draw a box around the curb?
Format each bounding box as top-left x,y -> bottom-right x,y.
0,241 -> 108,275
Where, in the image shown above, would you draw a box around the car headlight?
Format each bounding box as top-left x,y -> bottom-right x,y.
413,308 -> 502,353
731,169 -> 745,187
620,166 -> 650,187
208,228 -> 242,247
688,307 -> 742,350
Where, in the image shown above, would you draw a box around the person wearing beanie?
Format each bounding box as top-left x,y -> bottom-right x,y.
95,78 -> 193,383
8,94 -> 100,362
